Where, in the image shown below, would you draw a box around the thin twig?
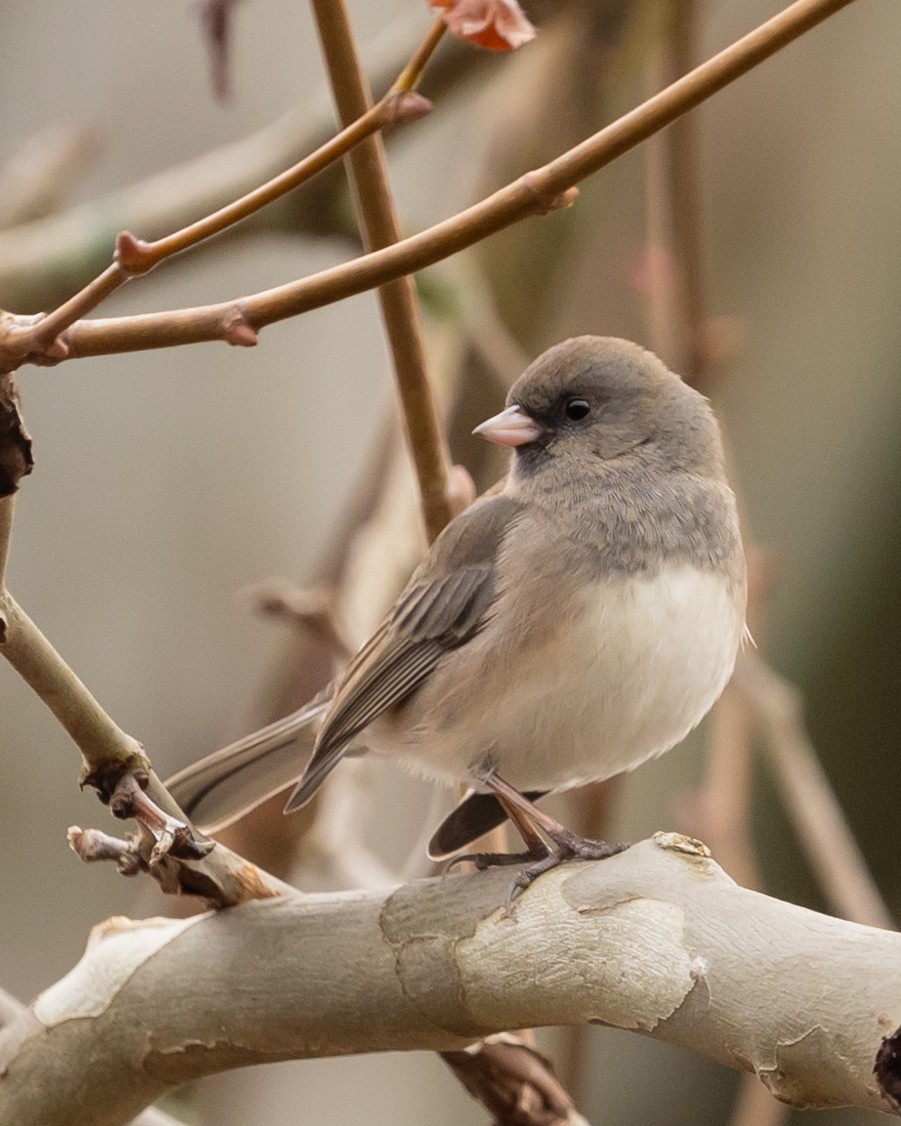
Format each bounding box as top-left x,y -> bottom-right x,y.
0,14 -> 491,311
26,0 -> 857,368
310,0 -> 453,541
735,651 -> 895,931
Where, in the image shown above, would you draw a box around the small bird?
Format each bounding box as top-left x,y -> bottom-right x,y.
168,336 -> 746,892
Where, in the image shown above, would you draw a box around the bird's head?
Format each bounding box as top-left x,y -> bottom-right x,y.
474,336 -> 724,482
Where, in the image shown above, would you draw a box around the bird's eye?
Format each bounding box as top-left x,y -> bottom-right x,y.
564,397 -> 590,421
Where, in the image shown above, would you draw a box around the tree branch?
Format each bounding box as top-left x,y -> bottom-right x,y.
1,839 -> 899,1125
0,589 -> 290,904
4,0 -> 858,367
0,11 -> 488,311
1,20 -> 441,373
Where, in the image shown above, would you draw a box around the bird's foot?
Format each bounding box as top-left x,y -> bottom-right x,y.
502,833 -> 629,915
445,849 -> 539,873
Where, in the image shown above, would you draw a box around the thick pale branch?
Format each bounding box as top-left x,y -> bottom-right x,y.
0,589 -> 150,787
1,839 -> 899,1125
40,0 -> 857,363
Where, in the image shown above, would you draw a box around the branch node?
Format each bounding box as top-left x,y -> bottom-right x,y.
68,825 -> 146,877
80,753 -> 150,804
114,231 -> 158,276
0,312 -> 70,373
108,774 -> 214,861
520,173 -> 580,216
222,309 -> 258,347
653,830 -> 711,858
0,373 -> 34,495
383,90 -> 433,124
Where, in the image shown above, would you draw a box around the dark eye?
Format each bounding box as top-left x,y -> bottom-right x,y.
564,397 -> 590,421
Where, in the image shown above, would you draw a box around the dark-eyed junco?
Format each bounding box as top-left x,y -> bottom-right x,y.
168,336 -> 746,890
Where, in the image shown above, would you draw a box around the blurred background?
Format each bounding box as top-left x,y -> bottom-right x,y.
1,0 -> 900,1122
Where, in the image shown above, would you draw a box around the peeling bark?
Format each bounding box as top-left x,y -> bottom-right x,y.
0,838 -> 898,1125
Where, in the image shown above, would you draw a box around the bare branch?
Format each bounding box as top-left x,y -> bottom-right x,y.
4,0 -> 858,367
0,11 -> 490,311
1,20 -> 443,373
2,840 -> 899,1124
0,589 -> 151,791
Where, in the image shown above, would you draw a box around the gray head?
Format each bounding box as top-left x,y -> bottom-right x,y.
475,336 -> 725,482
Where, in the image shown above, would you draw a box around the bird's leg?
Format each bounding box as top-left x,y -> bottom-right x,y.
445,787 -> 550,872
478,773 -> 629,910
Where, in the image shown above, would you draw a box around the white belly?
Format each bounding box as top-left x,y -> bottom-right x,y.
373,565 -> 744,793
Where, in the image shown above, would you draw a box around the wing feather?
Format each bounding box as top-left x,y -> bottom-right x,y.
286,494 -> 521,810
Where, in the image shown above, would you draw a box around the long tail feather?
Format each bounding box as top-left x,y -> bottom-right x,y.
166,698 -> 329,833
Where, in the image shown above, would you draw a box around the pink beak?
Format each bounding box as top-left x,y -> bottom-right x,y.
473,404 -> 542,448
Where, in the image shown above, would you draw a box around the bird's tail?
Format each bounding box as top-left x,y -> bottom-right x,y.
166,696 -> 330,834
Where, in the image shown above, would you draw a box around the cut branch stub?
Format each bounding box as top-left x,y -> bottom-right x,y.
876,1027 -> 901,1112
0,373 -> 33,496
79,751 -> 151,805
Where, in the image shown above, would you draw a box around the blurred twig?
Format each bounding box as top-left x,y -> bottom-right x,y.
0,986 -> 22,1029
735,650 -> 895,931
0,495 -> 13,590
0,124 -> 99,231
442,1033 -> 589,1126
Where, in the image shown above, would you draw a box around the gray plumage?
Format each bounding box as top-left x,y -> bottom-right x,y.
167,336 -> 746,856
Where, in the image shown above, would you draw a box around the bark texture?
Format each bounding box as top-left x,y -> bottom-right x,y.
1,837 -> 898,1125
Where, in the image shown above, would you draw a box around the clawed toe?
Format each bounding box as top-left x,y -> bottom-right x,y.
445,849 -> 543,873
545,827 -> 629,862
501,835 -> 631,915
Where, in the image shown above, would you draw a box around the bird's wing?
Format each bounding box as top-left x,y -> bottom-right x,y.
285,493 -> 522,811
